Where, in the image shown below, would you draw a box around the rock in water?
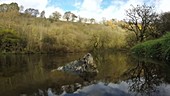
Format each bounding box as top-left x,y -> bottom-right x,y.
57,53 -> 98,75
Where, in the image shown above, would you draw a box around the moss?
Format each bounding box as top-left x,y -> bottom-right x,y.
131,43 -> 146,55
131,32 -> 170,61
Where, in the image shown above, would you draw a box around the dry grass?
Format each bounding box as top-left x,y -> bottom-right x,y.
0,11 -> 128,53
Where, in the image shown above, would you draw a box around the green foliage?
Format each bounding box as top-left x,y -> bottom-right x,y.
0,2 -> 19,12
24,8 -> 39,17
40,10 -> 45,18
90,26 -> 127,50
49,11 -> 61,22
131,32 -> 170,60
0,3 -> 129,54
63,11 -> 77,22
0,28 -> 26,52
63,11 -> 72,21
0,14 -> 129,53
41,35 -> 56,53
158,12 -> 170,33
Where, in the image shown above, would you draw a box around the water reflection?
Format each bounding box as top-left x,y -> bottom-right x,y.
122,57 -> 169,96
0,54 -> 85,96
25,81 -> 170,96
0,52 -> 170,96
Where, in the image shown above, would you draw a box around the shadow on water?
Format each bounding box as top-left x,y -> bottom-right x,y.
0,52 -> 170,96
121,56 -> 170,96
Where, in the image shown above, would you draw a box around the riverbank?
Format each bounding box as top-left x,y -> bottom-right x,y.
0,13 -> 128,54
131,32 -> 170,61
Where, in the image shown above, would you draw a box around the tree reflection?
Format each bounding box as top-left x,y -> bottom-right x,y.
0,55 -> 28,77
123,58 -> 167,95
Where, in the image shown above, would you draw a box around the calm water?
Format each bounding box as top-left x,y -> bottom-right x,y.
0,52 -> 170,96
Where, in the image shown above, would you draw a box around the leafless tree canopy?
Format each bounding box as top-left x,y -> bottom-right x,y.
125,4 -> 158,42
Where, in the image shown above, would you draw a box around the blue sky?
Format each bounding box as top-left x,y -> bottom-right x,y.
47,0 -> 79,10
0,0 -> 170,21
47,0 -> 113,10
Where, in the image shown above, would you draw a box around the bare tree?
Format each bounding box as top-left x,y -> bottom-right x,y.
125,4 -> 158,42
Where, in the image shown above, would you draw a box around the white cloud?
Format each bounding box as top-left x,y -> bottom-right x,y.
74,0 -> 82,9
74,0 -> 144,21
0,0 -> 170,21
74,0 -> 170,21
0,0 -> 48,11
81,0 -> 102,11
44,6 -> 65,17
105,0 -> 144,20
155,0 -> 170,13
0,0 -> 64,18
73,0 -> 103,22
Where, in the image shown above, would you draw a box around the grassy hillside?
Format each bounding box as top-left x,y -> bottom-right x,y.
0,11 -> 128,54
131,32 -> 170,61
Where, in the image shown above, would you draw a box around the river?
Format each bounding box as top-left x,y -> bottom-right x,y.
0,52 -> 170,96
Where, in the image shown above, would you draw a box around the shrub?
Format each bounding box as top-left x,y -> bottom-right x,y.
131,32 -> 170,60
0,11 -> 129,53
0,28 -> 26,52
41,35 -> 56,53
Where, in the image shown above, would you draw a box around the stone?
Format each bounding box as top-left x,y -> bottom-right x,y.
57,53 -> 98,75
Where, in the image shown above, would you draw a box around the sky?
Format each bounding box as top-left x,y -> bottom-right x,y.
0,0 -> 170,21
